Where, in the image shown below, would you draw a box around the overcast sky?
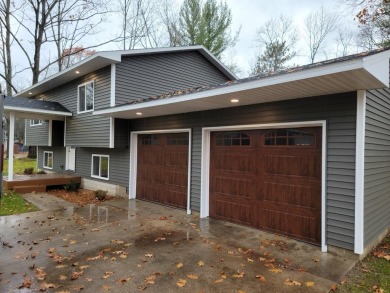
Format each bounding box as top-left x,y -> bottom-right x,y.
219,0 -> 356,75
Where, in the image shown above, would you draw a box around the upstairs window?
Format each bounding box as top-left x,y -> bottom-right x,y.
30,119 -> 42,126
216,131 -> 250,146
264,129 -> 315,146
78,81 -> 94,113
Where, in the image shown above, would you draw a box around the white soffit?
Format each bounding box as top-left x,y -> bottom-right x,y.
94,54 -> 390,119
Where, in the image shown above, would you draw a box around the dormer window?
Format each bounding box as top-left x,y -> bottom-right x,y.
78,80 -> 94,113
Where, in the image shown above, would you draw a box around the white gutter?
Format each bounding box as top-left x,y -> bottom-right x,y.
4,106 -> 72,117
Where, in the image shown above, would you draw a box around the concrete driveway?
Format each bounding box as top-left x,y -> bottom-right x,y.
0,193 -> 357,292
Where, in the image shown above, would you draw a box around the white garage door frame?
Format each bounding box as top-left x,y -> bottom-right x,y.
129,128 -> 192,214
200,120 -> 327,252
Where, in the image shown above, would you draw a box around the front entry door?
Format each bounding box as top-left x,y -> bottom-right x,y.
66,146 -> 76,171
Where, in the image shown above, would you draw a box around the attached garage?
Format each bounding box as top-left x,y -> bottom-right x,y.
209,127 -> 322,244
136,132 -> 190,209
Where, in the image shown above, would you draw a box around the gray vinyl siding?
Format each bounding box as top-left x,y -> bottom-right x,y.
38,146 -> 66,172
34,66 -> 111,147
115,51 -> 230,105
129,93 -> 357,250
75,148 -> 129,187
25,120 -> 49,146
364,88 -> 390,247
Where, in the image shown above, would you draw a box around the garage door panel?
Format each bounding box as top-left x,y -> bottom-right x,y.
211,199 -> 252,226
137,133 -> 188,209
210,127 -> 322,245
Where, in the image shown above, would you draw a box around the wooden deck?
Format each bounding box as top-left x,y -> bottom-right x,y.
3,174 -> 81,193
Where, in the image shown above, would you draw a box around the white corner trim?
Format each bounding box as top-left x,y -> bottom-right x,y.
129,129 -> 192,214
48,120 -> 52,147
355,90 -> 366,254
64,117 -> 67,147
110,64 -> 116,107
200,120 -> 328,252
109,117 -> 115,148
8,112 -> 15,180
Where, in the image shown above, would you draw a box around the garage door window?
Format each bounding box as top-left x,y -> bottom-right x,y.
216,131 -> 250,146
139,134 -> 159,145
91,155 -> 109,180
264,129 -> 315,146
166,133 -> 189,145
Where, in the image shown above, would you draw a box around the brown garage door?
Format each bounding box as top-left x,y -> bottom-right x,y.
137,133 -> 189,209
210,127 -> 322,244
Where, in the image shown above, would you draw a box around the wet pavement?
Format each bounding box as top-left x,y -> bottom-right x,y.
0,193 -> 357,292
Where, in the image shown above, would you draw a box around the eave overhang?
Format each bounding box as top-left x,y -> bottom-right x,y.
93,50 -> 390,119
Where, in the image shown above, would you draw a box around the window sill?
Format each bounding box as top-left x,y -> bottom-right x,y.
91,175 -> 109,181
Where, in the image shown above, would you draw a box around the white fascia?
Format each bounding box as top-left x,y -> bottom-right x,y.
110,64 -> 116,107
4,106 -> 72,117
362,50 -> 390,86
355,90 -> 366,254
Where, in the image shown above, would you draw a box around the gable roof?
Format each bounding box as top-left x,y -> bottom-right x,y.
15,46 -> 237,98
94,47 -> 390,119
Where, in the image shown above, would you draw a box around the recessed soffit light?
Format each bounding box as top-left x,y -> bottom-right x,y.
136,112 -> 142,116
231,99 -> 239,103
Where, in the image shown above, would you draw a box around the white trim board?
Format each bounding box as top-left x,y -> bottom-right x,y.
200,120 -> 328,253
129,128 -> 192,215
355,90 -> 366,254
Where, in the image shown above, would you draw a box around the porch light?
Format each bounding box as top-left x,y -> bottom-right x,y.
29,92 -> 32,95
231,99 -> 239,103
75,71 -> 80,74
136,112 -> 142,116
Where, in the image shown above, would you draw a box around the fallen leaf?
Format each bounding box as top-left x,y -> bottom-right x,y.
35,268 -> 46,281
102,272 -> 114,279
91,228 -> 100,232
312,258 -> 319,262
214,279 -> 224,284
269,268 -> 282,273
85,278 -> 93,282
284,279 -> 301,286
119,277 -> 132,284
247,258 -> 254,263
120,254 -> 128,259
255,275 -> 266,282
232,271 -> 245,278
102,284 -> 110,291
198,261 -> 205,267
330,284 -> 337,291
145,275 -> 156,284
144,253 -> 154,258
79,265 -> 90,270
176,279 -> 187,287
306,281 -> 315,287
59,275 -> 67,280
110,239 -> 124,244
69,240 -> 77,244
176,262 -> 184,268
219,272 -> 227,279
238,290 -> 246,293
70,271 -> 84,280
55,264 -> 67,269
19,277 -> 32,289
47,247 -> 55,253
187,274 -> 198,279
39,282 -> 56,291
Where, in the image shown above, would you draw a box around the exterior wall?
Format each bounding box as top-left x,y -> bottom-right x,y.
364,88 -> 390,247
38,146 -> 66,172
33,66 -> 112,147
129,93 -> 357,250
25,120 -> 49,146
38,146 -> 129,190
115,51 -> 231,105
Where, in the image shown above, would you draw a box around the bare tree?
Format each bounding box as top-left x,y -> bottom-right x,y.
252,15 -> 298,74
335,27 -> 358,56
304,6 -> 338,63
159,0 -> 182,46
119,0 -> 159,50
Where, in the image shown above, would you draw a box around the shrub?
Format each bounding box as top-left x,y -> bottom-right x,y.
37,170 -> 46,174
24,167 -> 34,175
64,180 -> 80,192
94,190 -> 107,201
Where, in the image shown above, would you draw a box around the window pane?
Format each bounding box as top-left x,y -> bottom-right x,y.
92,156 -> 100,176
48,153 -> 53,168
86,83 -> 94,110
100,157 -> 109,178
79,86 -> 85,112
44,153 -> 48,167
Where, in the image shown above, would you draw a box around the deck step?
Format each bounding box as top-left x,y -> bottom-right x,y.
14,185 -> 47,194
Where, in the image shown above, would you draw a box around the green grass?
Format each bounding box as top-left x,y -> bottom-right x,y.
0,191 -> 39,216
336,233 -> 390,292
3,157 -> 37,175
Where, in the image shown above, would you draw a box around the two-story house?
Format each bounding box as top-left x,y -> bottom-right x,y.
7,46 -> 390,259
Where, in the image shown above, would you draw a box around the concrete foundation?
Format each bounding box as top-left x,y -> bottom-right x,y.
81,178 -> 128,198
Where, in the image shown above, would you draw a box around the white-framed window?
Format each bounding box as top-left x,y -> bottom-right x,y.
30,119 -> 42,126
43,151 -> 53,169
78,80 -> 94,113
91,154 -> 109,180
